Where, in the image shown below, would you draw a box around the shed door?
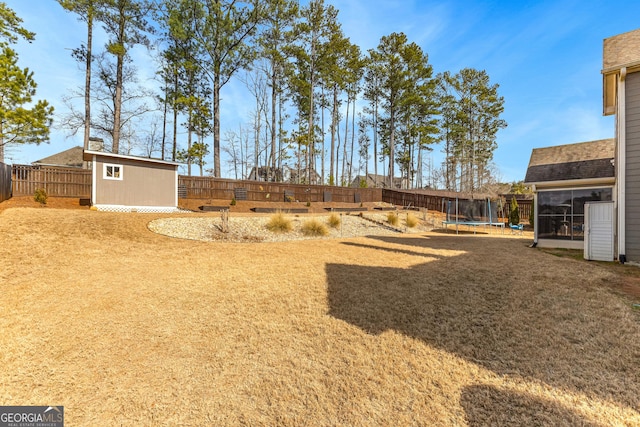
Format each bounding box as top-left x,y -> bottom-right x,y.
584,202 -> 615,261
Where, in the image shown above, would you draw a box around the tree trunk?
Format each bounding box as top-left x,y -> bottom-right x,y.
330,86 -> 337,185
321,87 -> 325,184
187,108 -> 193,176
307,40 -> 315,184
277,95 -> 283,177
112,52 -> 123,153
172,72 -> 178,162
83,11 -> 93,152
342,97 -> 349,185
254,95 -> 260,180
373,99 -> 378,186
0,125 -> 4,162
111,8 -> 126,154
349,95 -> 355,185
416,145 -> 422,189
213,73 -> 221,177
161,83 -> 167,160
270,67 -> 277,181
388,108 -> 395,187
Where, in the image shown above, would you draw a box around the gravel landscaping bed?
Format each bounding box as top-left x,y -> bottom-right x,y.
148,212 -> 429,243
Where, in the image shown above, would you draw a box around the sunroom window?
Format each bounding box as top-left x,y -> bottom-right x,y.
537,188 -> 612,241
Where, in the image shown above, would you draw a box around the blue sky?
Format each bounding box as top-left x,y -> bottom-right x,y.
4,0 -> 640,183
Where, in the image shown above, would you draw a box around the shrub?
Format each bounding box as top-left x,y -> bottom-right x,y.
306,201 -> 311,207
34,188 -> 48,205
266,212 -> 293,233
327,213 -> 341,229
510,197 -> 520,225
230,197 -> 237,206
301,219 -> 329,236
405,212 -> 418,228
387,211 -> 399,226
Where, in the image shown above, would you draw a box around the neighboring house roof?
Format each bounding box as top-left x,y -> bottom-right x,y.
247,166 -> 285,181
524,139 -> 615,185
287,166 -> 321,184
33,146 -> 85,168
350,174 -> 403,188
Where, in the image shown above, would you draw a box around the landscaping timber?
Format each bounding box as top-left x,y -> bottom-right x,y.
324,207 -> 369,212
251,207 -> 309,213
199,205 -> 230,212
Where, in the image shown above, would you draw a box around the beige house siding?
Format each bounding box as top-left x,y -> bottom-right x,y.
93,155 -> 177,207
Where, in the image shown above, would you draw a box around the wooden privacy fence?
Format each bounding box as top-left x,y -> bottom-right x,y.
512,200 -> 532,222
383,189 -> 460,211
0,162 -> 11,203
12,165 -> 91,198
179,176 -> 382,203
5,166 -> 532,222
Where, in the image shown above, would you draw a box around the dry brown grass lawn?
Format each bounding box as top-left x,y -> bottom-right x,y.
1,205 -> 639,426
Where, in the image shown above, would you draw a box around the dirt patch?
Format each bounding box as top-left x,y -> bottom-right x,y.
0,195 -> 90,211
0,207 -> 638,426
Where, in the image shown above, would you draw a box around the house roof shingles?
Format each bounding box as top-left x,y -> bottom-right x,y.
524,139 -> 615,184
33,146 -> 85,168
603,28 -> 640,71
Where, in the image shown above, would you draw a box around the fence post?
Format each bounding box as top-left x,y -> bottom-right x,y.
0,162 -> 11,203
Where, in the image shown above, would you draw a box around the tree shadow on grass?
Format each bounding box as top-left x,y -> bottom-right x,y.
341,240 -> 445,259
326,234 -> 640,413
460,384 -> 603,427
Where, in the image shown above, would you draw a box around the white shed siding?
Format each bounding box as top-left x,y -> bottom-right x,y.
625,71 -> 640,262
585,202 -> 615,261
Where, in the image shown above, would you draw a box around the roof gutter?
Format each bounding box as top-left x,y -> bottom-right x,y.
524,177 -> 615,189
82,150 -> 182,166
602,61 -> 640,75
617,67 -> 627,263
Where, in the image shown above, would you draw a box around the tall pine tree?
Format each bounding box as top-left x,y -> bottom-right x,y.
0,4 -> 53,161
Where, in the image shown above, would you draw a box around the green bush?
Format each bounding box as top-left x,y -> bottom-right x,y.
327,213 -> 341,228
387,211 -> 399,226
34,188 -> 48,205
510,197 -> 520,225
230,197 -> 237,206
265,212 -> 293,233
301,219 -> 329,236
405,212 -> 418,228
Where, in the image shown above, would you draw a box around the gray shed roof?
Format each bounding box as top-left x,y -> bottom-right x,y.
82,150 -> 181,166
524,139 -> 615,184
